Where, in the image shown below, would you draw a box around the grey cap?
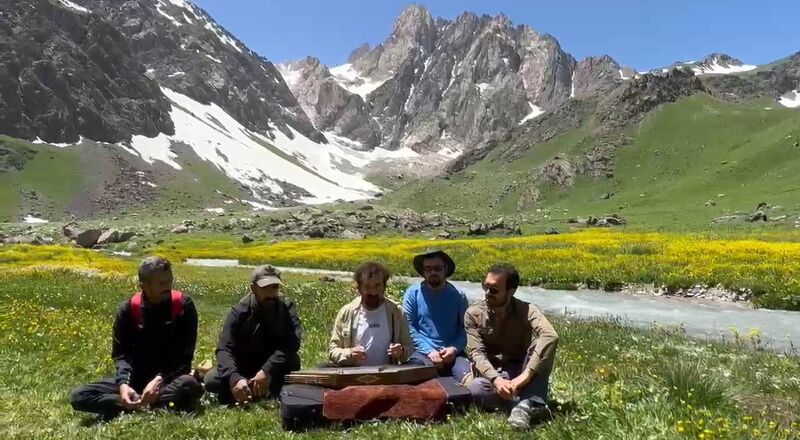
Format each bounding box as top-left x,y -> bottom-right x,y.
250,265 -> 283,287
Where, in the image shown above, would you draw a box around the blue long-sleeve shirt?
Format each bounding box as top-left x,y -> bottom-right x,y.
402,281 -> 469,355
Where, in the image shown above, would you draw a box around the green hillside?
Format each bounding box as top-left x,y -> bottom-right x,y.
382,95 -> 800,230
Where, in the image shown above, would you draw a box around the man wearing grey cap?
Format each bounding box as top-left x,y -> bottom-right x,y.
205,265 -> 303,405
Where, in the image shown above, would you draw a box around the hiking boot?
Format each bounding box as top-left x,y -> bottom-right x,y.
507,399 -> 551,431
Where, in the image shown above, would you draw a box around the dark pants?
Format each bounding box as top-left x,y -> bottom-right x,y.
204,354 -> 299,404
466,346 -> 551,411
407,351 -> 471,383
467,366 -> 550,411
70,375 -> 203,419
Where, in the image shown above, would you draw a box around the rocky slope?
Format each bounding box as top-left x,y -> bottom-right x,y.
0,0 -> 406,214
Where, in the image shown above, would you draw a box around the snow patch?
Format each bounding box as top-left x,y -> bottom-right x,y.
23,215 -> 49,224
277,64 -> 303,89
476,83 -> 491,95
779,90 -> 800,108
32,136 -> 84,148
168,71 -> 185,77
205,208 -> 225,214
442,60 -> 460,97
619,69 -> 634,80
692,58 -> 757,76
570,71 -> 576,98
329,64 -> 387,99
404,84 -> 416,111
519,102 -> 545,125
124,87 -> 384,204
58,0 -> 90,13
204,22 -> 244,53
244,200 -> 275,211
155,2 -> 183,27
205,54 -> 222,64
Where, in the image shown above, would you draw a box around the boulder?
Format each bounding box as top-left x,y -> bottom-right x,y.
241,234 -> 254,244
96,230 -> 120,245
62,222 -> 80,239
171,225 -> 190,234
340,229 -> 365,240
436,230 -> 457,240
746,210 -> 767,222
76,229 -> 103,248
305,226 -> 325,238
467,223 -> 489,236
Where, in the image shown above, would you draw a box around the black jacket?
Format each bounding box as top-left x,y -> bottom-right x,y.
112,294 -> 198,388
215,294 -> 303,386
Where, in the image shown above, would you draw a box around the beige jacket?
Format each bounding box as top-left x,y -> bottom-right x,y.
327,297 -> 413,366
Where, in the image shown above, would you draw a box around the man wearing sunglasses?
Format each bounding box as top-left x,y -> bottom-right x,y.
204,265 -> 303,405
464,264 -> 559,431
402,249 -> 470,381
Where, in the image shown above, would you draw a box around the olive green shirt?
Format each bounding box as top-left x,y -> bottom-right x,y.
465,297 -> 559,382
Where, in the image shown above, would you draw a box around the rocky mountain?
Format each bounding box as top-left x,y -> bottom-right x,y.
654,53 -> 757,76
277,57 -> 381,148
0,0 -> 413,212
701,52 -> 800,104
571,55 -> 624,99
280,6 -> 590,156
1,0 -> 798,222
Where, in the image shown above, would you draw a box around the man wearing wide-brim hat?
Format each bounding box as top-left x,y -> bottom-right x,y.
204,265 -> 303,405
402,249 -> 470,381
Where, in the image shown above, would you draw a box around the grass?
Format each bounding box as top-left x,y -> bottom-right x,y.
6,226 -> 800,310
0,136 -> 84,221
135,229 -> 800,310
0,264 -> 798,439
383,95 -> 800,231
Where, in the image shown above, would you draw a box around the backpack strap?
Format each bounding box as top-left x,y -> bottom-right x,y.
130,292 -> 143,329
170,290 -> 183,321
130,291 -> 183,328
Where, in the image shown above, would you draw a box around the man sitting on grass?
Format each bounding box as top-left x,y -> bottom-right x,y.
204,265 -> 303,405
328,261 -> 413,366
70,257 -> 203,420
403,249 -> 470,381
464,264 -> 559,431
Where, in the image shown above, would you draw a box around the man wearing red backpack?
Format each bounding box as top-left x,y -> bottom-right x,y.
69,257 -> 203,420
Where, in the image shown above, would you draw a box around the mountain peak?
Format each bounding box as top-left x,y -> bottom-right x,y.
390,4 -> 436,43
348,43 -> 371,63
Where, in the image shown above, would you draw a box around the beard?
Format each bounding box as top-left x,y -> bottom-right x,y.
362,294 -> 383,310
426,275 -> 444,289
485,294 -> 507,308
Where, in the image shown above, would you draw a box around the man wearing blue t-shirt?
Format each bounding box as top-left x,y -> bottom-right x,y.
402,249 -> 470,381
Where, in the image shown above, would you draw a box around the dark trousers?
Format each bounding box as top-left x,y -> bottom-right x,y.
466,345 -> 551,411
204,353 -> 300,404
407,351 -> 471,383
70,375 -> 203,419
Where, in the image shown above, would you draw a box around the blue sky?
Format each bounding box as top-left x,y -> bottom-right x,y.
192,0 -> 799,71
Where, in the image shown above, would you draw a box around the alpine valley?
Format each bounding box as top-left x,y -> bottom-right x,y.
0,0 -> 798,230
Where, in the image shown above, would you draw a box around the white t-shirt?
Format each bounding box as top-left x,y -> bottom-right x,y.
356,304 -> 391,366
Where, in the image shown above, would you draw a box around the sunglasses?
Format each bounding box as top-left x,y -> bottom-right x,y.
481,283 -> 502,295
423,265 -> 445,273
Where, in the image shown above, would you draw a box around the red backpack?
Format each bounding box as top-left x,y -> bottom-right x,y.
130,290 -> 183,329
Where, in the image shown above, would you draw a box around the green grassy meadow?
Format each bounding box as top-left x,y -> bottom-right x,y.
0,265 -> 798,439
